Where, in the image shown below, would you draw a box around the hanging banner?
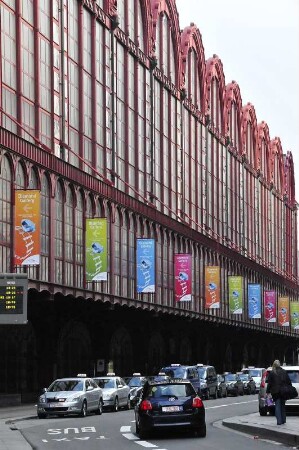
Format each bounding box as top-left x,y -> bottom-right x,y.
86,218 -> 107,281
290,301 -> 299,330
205,266 -> 220,309
228,276 -> 243,314
14,190 -> 40,266
264,290 -> 277,322
136,239 -> 155,293
174,254 -> 192,302
248,284 -> 261,319
278,296 -> 290,327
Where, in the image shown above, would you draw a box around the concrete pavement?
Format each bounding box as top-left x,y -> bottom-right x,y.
0,404 -> 299,448
223,412 -> 299,447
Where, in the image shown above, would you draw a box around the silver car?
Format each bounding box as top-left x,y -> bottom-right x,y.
94,373 -> 131,411
37,374 -> 103,419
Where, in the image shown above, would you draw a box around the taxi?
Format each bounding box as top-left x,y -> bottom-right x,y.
94,373 -> 130,411
123,373 -> 148,407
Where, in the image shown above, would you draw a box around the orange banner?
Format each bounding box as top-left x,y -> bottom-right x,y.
14,190 -> 40,266
205,266 -> 220,309
278,296 -> 290,327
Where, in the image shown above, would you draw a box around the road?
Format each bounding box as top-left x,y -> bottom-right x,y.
16,395 -> 291,450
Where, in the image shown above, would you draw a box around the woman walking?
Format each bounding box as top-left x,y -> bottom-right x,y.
266,360 -> 292,425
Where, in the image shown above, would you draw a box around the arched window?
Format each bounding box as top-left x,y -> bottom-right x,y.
28,168 -> 38,188
186,49 -> 201,107
229,102 -> 239,150
40,174 -> 50,281
75,192 -> 84,286
0,156 -> 12,272
65,187 -> 74,285
246,122 -> 254,166
15,162 -> 26,188
210,78 -> 221,129
117,0 -> 145,50
54,182 -> 64,285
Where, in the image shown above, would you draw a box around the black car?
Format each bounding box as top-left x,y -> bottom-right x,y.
135,378 -> 206,439
123,373 -> 148,407
238,373 -> 256,394
159,364 -> 201,394
223,373 -> 244,396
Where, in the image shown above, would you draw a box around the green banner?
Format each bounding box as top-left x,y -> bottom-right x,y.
290,301 -> 299,330
228,276 -> 243,314
86,218 -> 107,281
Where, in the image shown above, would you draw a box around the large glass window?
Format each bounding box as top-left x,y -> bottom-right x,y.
0,156 -> 12,273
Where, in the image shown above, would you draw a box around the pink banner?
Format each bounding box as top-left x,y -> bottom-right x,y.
264,290 -> 277,322
174,254 -> 192,302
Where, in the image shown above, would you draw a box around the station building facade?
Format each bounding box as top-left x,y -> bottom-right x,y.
0,0 -> 298,399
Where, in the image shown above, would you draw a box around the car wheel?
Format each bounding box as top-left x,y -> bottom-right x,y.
223,389 -> 227,398
259,406 -> 268,416
113,397 -> 119,412
96,399 -> 103,415
80,400 -> 87,417
38,413 -> 47,419
218,389 -> 222,398
213,388 -> 218,399
138,426 -> 149,440
240,388 -> 244,396
206,390 -> 210,400
125,396 -> 131,410
195,424 -> 207,438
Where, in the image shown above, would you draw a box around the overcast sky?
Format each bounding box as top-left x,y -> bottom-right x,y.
175,0 -> 299,200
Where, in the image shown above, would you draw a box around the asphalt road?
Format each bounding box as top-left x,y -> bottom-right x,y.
16,395 -> 292,450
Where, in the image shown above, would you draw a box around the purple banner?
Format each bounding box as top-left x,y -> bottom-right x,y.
174,254 -> 192,302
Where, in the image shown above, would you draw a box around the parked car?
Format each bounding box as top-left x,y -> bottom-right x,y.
159,364 -> 201,394
94,373 -> 130,411
223,373 -> 244,396
216,374 -> 228,398
135,378 -> 206,438
196,364 -> 218,399
259,365 -> 299,416
238,373 -> 256,394
241,367 -> 266,392
37,374 -> 103,419
123,373 -> 148,407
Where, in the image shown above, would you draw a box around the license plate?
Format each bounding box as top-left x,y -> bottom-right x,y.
162,406 -> 181,412
49,403 -> 62,408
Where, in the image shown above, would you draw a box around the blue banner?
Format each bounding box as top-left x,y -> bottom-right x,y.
248,284 -> 261,319
136,239 -> 155,293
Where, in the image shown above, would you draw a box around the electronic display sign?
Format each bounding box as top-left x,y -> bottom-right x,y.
0,274 -> 28,324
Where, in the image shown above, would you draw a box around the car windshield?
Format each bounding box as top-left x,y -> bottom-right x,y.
163,367 -> 186,378
225,374 -> 236,381
148,383 -> 195,398
95,378 -> 116,389
248,369 -> 262,377
126,377 -> 144,387
286,370 -> 299,383
197,368 -> 207,378
48,380 -> 83,392
239,374 -> 249,381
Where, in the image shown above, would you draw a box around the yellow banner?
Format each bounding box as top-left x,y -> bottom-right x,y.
14,190 -> 40,266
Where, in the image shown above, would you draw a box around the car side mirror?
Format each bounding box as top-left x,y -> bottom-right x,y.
87,386 -> 93,391
118,384 -> 123,388
42,388 -> 47,393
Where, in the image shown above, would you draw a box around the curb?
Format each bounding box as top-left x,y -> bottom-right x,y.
222,418 -> 299,447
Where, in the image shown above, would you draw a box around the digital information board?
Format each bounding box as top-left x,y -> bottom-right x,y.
0,274 -> 28,324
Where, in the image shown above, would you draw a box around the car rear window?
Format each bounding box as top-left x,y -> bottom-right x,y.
248,369 -> 262,377
285,370 -> 299,383
163,367 -> 186,378
148,384 -> 195,398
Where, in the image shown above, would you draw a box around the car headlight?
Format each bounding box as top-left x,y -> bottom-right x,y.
69,395 -> 81,402
39,396 -> 46,403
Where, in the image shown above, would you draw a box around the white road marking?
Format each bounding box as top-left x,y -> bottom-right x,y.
123,432 -> 139,440
206,399 -> 256,409
121,426 -> 132,432
136,441 -> 158,448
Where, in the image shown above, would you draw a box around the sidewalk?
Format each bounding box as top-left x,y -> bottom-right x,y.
0,404 -> 36,450
223,412 -> 299,447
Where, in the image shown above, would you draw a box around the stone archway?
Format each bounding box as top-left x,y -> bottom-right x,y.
57,320 -> 92,378
148,331 -> 165,374
180,336 -> 192,364
109,327 -> 133,375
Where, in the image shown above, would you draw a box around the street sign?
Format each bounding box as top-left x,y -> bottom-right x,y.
0,273 -> 28,324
